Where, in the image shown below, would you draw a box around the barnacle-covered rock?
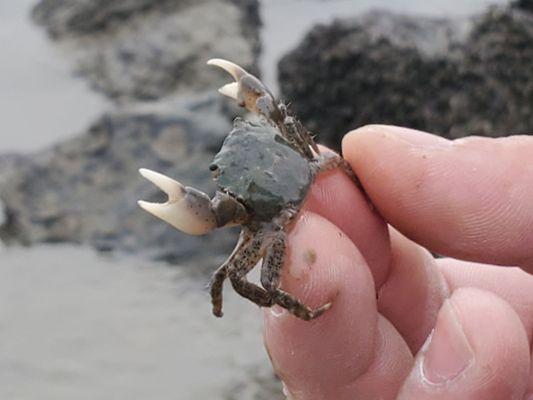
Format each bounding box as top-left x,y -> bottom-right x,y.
1,0 -> 263,266
513,0 -> 533,13
279,8 -> 533,150
0,95 -> 237,270
31,0 -> 261,102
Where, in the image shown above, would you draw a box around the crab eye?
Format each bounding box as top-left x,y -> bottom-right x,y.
209,163 -> 218,171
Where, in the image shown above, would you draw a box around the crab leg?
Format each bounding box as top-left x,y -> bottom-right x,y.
281,115 -> 315,159
137,168 -> 247,235
260,230 -> 331,321
314,153 -> 367,193
227,229 -> 274,309
209,230 -> 252,317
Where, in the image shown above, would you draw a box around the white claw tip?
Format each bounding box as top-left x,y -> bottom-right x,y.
217,82 -> 239,101
137,200 -> 149,210
138,167 -> 217,235
207,58 -> 247,81
138,168 -> 184,201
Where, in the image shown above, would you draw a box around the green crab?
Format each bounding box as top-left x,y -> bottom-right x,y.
138,59 -> 358,320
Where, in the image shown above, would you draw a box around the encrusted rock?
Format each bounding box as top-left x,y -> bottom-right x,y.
32,0 -> 261,102
0,95 -> 237,269
6,0 -> 263,265
279,8 -> 533,149
0,156 -> 26,243
513,0 -> 533,13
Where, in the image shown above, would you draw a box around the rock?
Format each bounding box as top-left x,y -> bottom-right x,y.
0,94 -> 238,270
0,154 -> 29,242
32,0 -> 261,102
513,0 -> 533,13
278,8 -> 533,150
0,154 -> 27,188
32,0 -> 184,37
10,0 -> 263,265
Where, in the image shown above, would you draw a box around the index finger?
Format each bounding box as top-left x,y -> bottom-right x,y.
303,147 -> 390,287
343,125 -> 533,272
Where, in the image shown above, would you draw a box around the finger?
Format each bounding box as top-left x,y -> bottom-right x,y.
527,354 -> 533,399
304,148 -> 391,287
345,316 -> 413,399
398,288 -> 530,400
343,125 -> 533,270
436,258 -> 533,400
438,258 -> 533,343
263,212 -> 412,399
439,259 -> 533,397
378,228 -> 450,353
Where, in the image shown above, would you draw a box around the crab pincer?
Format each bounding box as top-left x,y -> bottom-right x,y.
138,168 -> 248,235
138,169 -> 218,235
207,58 -> 280,121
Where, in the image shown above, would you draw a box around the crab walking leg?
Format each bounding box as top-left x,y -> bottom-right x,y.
259,231 -> 286,291
260,230 -> 332,321
316,153 -> 358,181
276,103 -> 319,160
228,230 -> 274,308
279,115 -> 315,160
209,230 -> 253,317
314,153 -> 369,199
209,267 -> 228,317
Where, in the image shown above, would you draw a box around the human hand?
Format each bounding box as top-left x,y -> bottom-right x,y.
263,125 -> 533,400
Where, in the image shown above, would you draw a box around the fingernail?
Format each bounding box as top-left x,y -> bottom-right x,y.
422,300 -> 474,384
270,304 -> 286,318
282,381 -> 295,400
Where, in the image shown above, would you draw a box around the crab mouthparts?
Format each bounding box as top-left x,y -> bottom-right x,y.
137,168 -> 216,235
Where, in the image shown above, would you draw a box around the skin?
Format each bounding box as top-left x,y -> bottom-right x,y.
139,60 -> 531,397
263,125 -> 533,400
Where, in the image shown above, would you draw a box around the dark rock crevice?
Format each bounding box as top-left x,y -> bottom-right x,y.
513,0 -> 533,13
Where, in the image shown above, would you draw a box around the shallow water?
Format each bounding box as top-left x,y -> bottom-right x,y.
0,246 -> 271,399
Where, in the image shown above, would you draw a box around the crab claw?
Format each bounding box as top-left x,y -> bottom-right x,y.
137,168 -> 217,235
207,58 -> 278,120
207,58 -> 246,101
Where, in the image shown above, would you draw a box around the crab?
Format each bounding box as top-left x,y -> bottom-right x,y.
138,59 -> 360,320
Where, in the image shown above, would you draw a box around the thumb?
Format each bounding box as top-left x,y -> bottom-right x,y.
263,212 -> 412,399
397,288 -> 530,400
